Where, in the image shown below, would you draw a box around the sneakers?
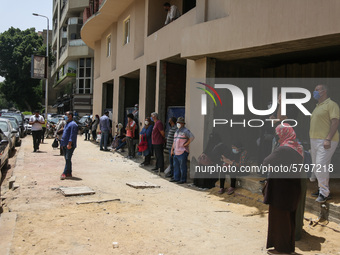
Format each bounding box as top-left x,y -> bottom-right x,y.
316,193 -> 331,203
227,187 -> 235,195
311,190 -> 319,197
60,174 -> 72,180
218,188 -> 225,194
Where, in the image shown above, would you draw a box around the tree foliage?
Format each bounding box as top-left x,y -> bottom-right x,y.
0,27 -> 50,111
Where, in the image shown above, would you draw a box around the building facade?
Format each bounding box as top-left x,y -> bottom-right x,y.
81,0 -> 340,167
51,0 -> 94,115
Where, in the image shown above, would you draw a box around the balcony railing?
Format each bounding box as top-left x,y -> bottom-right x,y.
83,0 -> 103,24
69,39 -> 86,47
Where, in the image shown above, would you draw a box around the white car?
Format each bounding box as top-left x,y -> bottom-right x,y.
0,118 -> 17,152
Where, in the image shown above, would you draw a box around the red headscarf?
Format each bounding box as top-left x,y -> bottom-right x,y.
275,123 -> 304,157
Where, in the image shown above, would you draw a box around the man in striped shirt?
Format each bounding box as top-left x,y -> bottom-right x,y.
165,117 -> 177,178
170,117 -> 195,184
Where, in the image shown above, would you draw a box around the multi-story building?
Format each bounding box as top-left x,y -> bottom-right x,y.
81,0 -> 340,166
51,0 -> 94,115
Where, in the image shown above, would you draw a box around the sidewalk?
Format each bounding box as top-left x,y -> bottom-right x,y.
1,136 -> 340,255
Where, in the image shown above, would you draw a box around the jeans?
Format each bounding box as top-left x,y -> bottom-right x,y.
92,130 -> 97,141
126,137 -> 135,157
84,129 -> 90,140
168,148 -> 174,173
153,144 -> 164,170
63,146 -> 75,176
310,138 -> 338,197
100,130 -> 109,150
116,139 -> 127,150
41,127 -> 46,142
32,130 -> 42,151
173,151 -> 188,182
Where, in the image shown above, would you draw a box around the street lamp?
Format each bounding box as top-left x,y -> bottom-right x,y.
33,13 -> 49,120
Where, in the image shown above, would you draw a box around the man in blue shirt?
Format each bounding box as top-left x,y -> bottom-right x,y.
60,111 -> 78,180
100,111 -> 111,151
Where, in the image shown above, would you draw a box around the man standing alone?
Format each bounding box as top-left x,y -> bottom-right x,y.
100,111 -> 111,151
29,110 -> 45,152
310,84 -> 339,203
60,111 -> 78,180
164,2 -> 180,25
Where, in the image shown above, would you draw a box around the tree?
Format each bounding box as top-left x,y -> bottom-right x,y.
0,27 -> 50,111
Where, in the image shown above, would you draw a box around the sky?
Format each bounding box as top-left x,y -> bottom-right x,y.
0,0 -> 53,82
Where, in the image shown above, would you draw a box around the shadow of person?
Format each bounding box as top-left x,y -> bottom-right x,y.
68,177 -> 82,181
36,151 -> 47,153
295,230 -> 325,252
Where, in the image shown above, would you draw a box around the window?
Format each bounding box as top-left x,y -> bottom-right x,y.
106,35 -> 111,57
123,17 -> 130,45
77,58 -> 92,94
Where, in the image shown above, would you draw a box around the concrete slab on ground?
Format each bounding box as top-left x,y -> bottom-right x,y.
0,212 -> 17,255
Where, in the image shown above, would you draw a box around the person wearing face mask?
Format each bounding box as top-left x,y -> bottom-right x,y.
165,117 -> 177,178
170,117 -> 194,184
309,84 -> 339,203
263,124 -> 303,255
139,117 -> 153,166
220,141 -> 248,195
151,112 -> 165,172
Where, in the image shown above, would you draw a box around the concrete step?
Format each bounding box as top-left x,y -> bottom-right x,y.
234,176 -> 340,224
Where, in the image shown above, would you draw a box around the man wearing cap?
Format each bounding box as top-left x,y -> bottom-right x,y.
29,110 -> 45,152
100,111 -> 111,151
170,117 -> 195,184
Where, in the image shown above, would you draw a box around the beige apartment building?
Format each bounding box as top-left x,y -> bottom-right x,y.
51,0 -> 94,115
81,0 -> 340,165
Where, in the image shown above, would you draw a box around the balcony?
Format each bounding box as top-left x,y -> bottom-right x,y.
60,0 -> 89,26
59,39 -> 93,67
81,0 -> 134,49
53,63 -> 77,89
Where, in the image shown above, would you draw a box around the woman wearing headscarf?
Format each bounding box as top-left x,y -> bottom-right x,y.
139,117 -> 153,166
263,124 -> 304,255
220,141 -> 248,195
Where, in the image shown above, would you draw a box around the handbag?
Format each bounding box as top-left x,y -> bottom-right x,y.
52,138 -> 59,148
57,129 -> 63,135
138,134 -> 148,152
197,153 -> 213,166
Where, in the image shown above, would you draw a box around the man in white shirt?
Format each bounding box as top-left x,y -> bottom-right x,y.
29,110 -> 45,152
164,2 -> 180,25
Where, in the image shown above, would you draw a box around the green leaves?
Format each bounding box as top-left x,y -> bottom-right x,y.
0,27 -> 46,111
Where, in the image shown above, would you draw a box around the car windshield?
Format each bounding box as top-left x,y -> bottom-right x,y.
0,122 -> 8,132
8,120 -> 18,129
79,116 -> 89,124
50,118 -> 60,124
2,114 -> 21,124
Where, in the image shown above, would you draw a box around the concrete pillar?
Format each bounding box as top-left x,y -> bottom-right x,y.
185,57 -> 216,167
118,77 -> 126,125
156,60 -> 167,123
196,0 -> 207,23
145,65 -> 157,118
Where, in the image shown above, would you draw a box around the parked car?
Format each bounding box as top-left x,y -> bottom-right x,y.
0,118 -> 16,153
0,130 -> 10,170
1,116 -> 22,146
0,112 -> 25,138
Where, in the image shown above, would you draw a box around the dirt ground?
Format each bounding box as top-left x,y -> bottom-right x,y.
1,136 -> 340,255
